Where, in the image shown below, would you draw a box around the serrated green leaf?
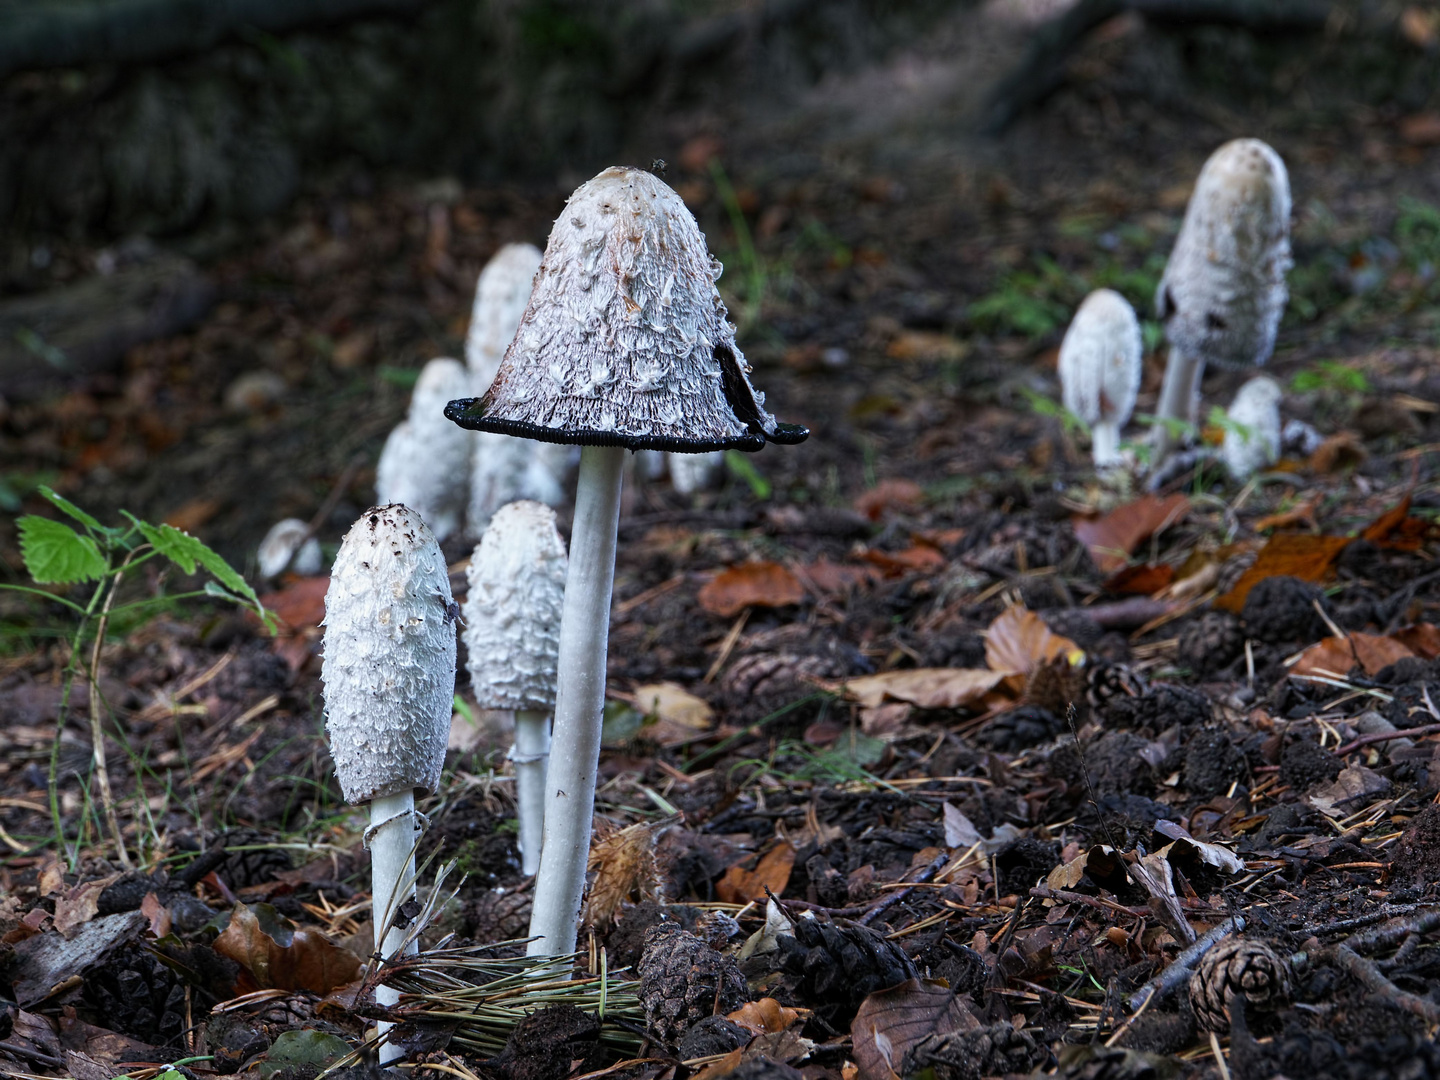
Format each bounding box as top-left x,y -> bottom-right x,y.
17,516 -> 108,584
126,515 -> 262,614
37,485 -> 107,535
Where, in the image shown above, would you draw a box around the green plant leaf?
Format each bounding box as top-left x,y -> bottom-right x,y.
258,1030 -> 352,1079
125,514 -> 263,614
724,451 -> 772,499
36,485 -> 107,535
17,516 -> 107,584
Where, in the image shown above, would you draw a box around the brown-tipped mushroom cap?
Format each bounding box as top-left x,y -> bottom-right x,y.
445,166 -> 808,453
1156,138 -> 1292,370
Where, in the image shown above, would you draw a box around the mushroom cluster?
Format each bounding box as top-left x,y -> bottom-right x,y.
447,165 -> 807,956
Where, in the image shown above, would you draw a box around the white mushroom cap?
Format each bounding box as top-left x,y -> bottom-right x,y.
669,450 -> 724,494
257,518 -> 322,580
466,243 -> 543,394
463,500 -> 567,712
1059,289 -> 1142,466
322,504 -> 457,804
445,166 -> 808,452
376,358 -> 474,542
1156,138 -> 1292,369
1222,376 -> 1283,481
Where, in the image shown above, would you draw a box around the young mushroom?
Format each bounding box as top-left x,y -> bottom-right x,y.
1058,288 -> 1142,469
377,358 -> 474,542
1221,376 -> 1282,481
445,165 -> 808,957
1152,138 -> 1292,469
464,243 -> 574,534
669,449 -> 724,495
257,517 -> 322,580
463,500 -> 567,876
322,505 -> 456,1062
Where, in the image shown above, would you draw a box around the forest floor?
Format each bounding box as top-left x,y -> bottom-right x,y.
5,6 -> 1440,1080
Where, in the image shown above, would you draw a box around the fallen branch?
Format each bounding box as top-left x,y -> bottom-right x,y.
1125,915 -> 1244,1013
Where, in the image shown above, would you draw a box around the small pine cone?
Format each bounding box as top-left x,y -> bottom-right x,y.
638,923 -> 748,1047
466,887 -> 532,943
777,917 -> 918,1027
214,829 -> 291,890
1176,612 -> 1244,677
978,705 -> 1064,753
903,1023 -> 1049,1080
82,944 -> 187,1047
1188,937 -> 1292,1032
1084,661 -> 1145,710
1024,656 -> 1086,718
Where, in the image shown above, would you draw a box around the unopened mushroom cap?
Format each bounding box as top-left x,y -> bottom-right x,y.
1222,375 -> 1283,480
466,243 -> 544,393
445,166 -> 808,453
322,504 -> 457,803
463,500 -> 567,711
1059,288 -> 1142,428
257,518 -> 322,579
1156,138 -> 1292,369
376,358 -> 473,542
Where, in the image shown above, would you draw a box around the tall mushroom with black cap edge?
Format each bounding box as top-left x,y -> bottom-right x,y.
1151,138 -> 1291,470
446,165 -> 808,957
322,504 -> 455,1061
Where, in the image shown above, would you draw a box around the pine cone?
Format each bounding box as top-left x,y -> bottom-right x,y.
82,944 -> 187,1047
637,923 -> 748,1047
978,705 -> 1065,752
214,829 -> 291,890
1176,613 -> 1244,677
1025,656 -> 1086,717
776,917 -> 918,1027
467,887 -> 532,944
903,1023 -> 1049,1080
1084,662 -> 1145,710
1188,937 -> 1292,1032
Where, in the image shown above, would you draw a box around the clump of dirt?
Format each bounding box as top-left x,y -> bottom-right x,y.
993,837 -> 1060,896
1181,729 -> 1247,797
1177,612 -> 1244,677
1242,577 -> 1330,644
487,1005 -> 605,1080
420,798 -> 522,889
1387,805 -> 1440,888
978,705 -> 1064,752
1050,732 -> 1157,798
1102,683 -> 1211,732
1279,739 -> 1343,793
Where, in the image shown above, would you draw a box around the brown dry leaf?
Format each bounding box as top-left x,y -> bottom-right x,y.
984,607 -> 1080,681
853,479 -> 926,521
1102,563 -> 1175,596
727,997 -> 806,1035
690,1048 -> 745,1080
1254,498 -> 1320,533
851,979 -> 980,1080
1309,432 -> 1367,474
841,668 -> 1006,710
213,902 -> 360,994
1213,533 -> 1353,613
1073,494 -> 1190,574
1361,494 -> 1440,551
698,563 -> 805,617
52,877 -> 117,939
1291,633 -> 1417,678
258,576 -> 330,631
1309,765 -> 1392,818
1401,111 -> 1440,144
1393,623 -> 1440,658
140,893 -> 171,939
862,545 -> 945,575
885,331 -> 967,363
633,682 -> 715,746
716,842 -> 796,905
793,558 -> 880,597
586,818 -> 671,932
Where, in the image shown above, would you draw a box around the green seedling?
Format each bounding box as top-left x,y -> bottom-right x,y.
1017,385 -> 1091,439
724,450 -> 772,499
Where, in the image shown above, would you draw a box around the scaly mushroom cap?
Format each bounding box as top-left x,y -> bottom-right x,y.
1156,138 -> 1292,369
463,500 -> 567,711
257,518 -> 322,579
466,243 -> 544,394
322,504 -> 457,803
445,166 -> 808,453
1222,375 -> 1283,480
377,357 -> 474,542
1059,288 -> 1142,427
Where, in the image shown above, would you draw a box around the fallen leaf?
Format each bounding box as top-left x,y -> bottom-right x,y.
1073,494 -> 1190,574
792,558 -> 880,597
52,877 -> 116,939
633,682 -> 714,746
841,668 -> 1005,710
854,480 -> 926,521
163,497 -> 222,533
1309,765 -> 1392,817
140,893 -> 171,939
1392,623 -> 1440,658
728,998 -> 807,1035
1361,494 -> 1440,551
213,902 -> 359,995
698,562 -> 805,617
1291,632 -> 1417,678
1309,432 -> 1367,474
862,544 -> 946,575
1254,498 -> 1320,533
943,803 -> 983,850
716,843 -> 796,905
1153,821 -> 1245,875
258,576 -> 330,631
1102,563 -> 1174,595
851,979 -> 979,1080
1213,533 -> 1352,613
984,607 -> 1080,681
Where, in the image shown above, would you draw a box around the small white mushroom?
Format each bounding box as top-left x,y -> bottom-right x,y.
463,501 -> 567,876
1058,289 -> 1142,469
463,244 -> 574,535
1152,138 -> 1292,469
321,505 -> 456,1063
256,518 -> 322,580
669,450 -> 725,495
1222,376 -> 1282,481
376,358 -> 473,543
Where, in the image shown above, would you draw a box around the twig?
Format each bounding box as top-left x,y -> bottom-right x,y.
1029,885 -> 1148,918
1125,916 -> 1244,1013
858,849 -> 952,926
1333,943 -> 1440,1023
1208,1031 -> 1232,1080
88,547 -> 142,870
1333,722 -> 1440,757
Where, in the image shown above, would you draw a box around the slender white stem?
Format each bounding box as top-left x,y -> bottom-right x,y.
370,790 -> 418,1065
1150,345 -> 1205,470
512,709 -> 552,877
527,444 -> 625,958
1091,420 -> 1121,469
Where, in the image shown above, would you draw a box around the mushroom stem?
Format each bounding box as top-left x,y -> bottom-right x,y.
512,709 -> 552,877
1151,346 -> 1205,467
527,444 -> 626,958
369,789 -> 418,1064
1091,420 -> 1121,469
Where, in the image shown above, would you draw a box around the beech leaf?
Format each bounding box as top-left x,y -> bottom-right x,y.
698,562 -> 805,617
851,979 -> 979,1080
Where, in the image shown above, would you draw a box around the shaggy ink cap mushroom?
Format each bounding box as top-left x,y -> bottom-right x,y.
377,358 -> 474,543
1157,138 -> 1292,371
1058,288 -> 1142,468
257,518 -> 322,580
1222,375 -> 1283,481
467,243 -> 544,393
445,166 -> 808,453
322,504 -> 457,803
463,500 -> 567,712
